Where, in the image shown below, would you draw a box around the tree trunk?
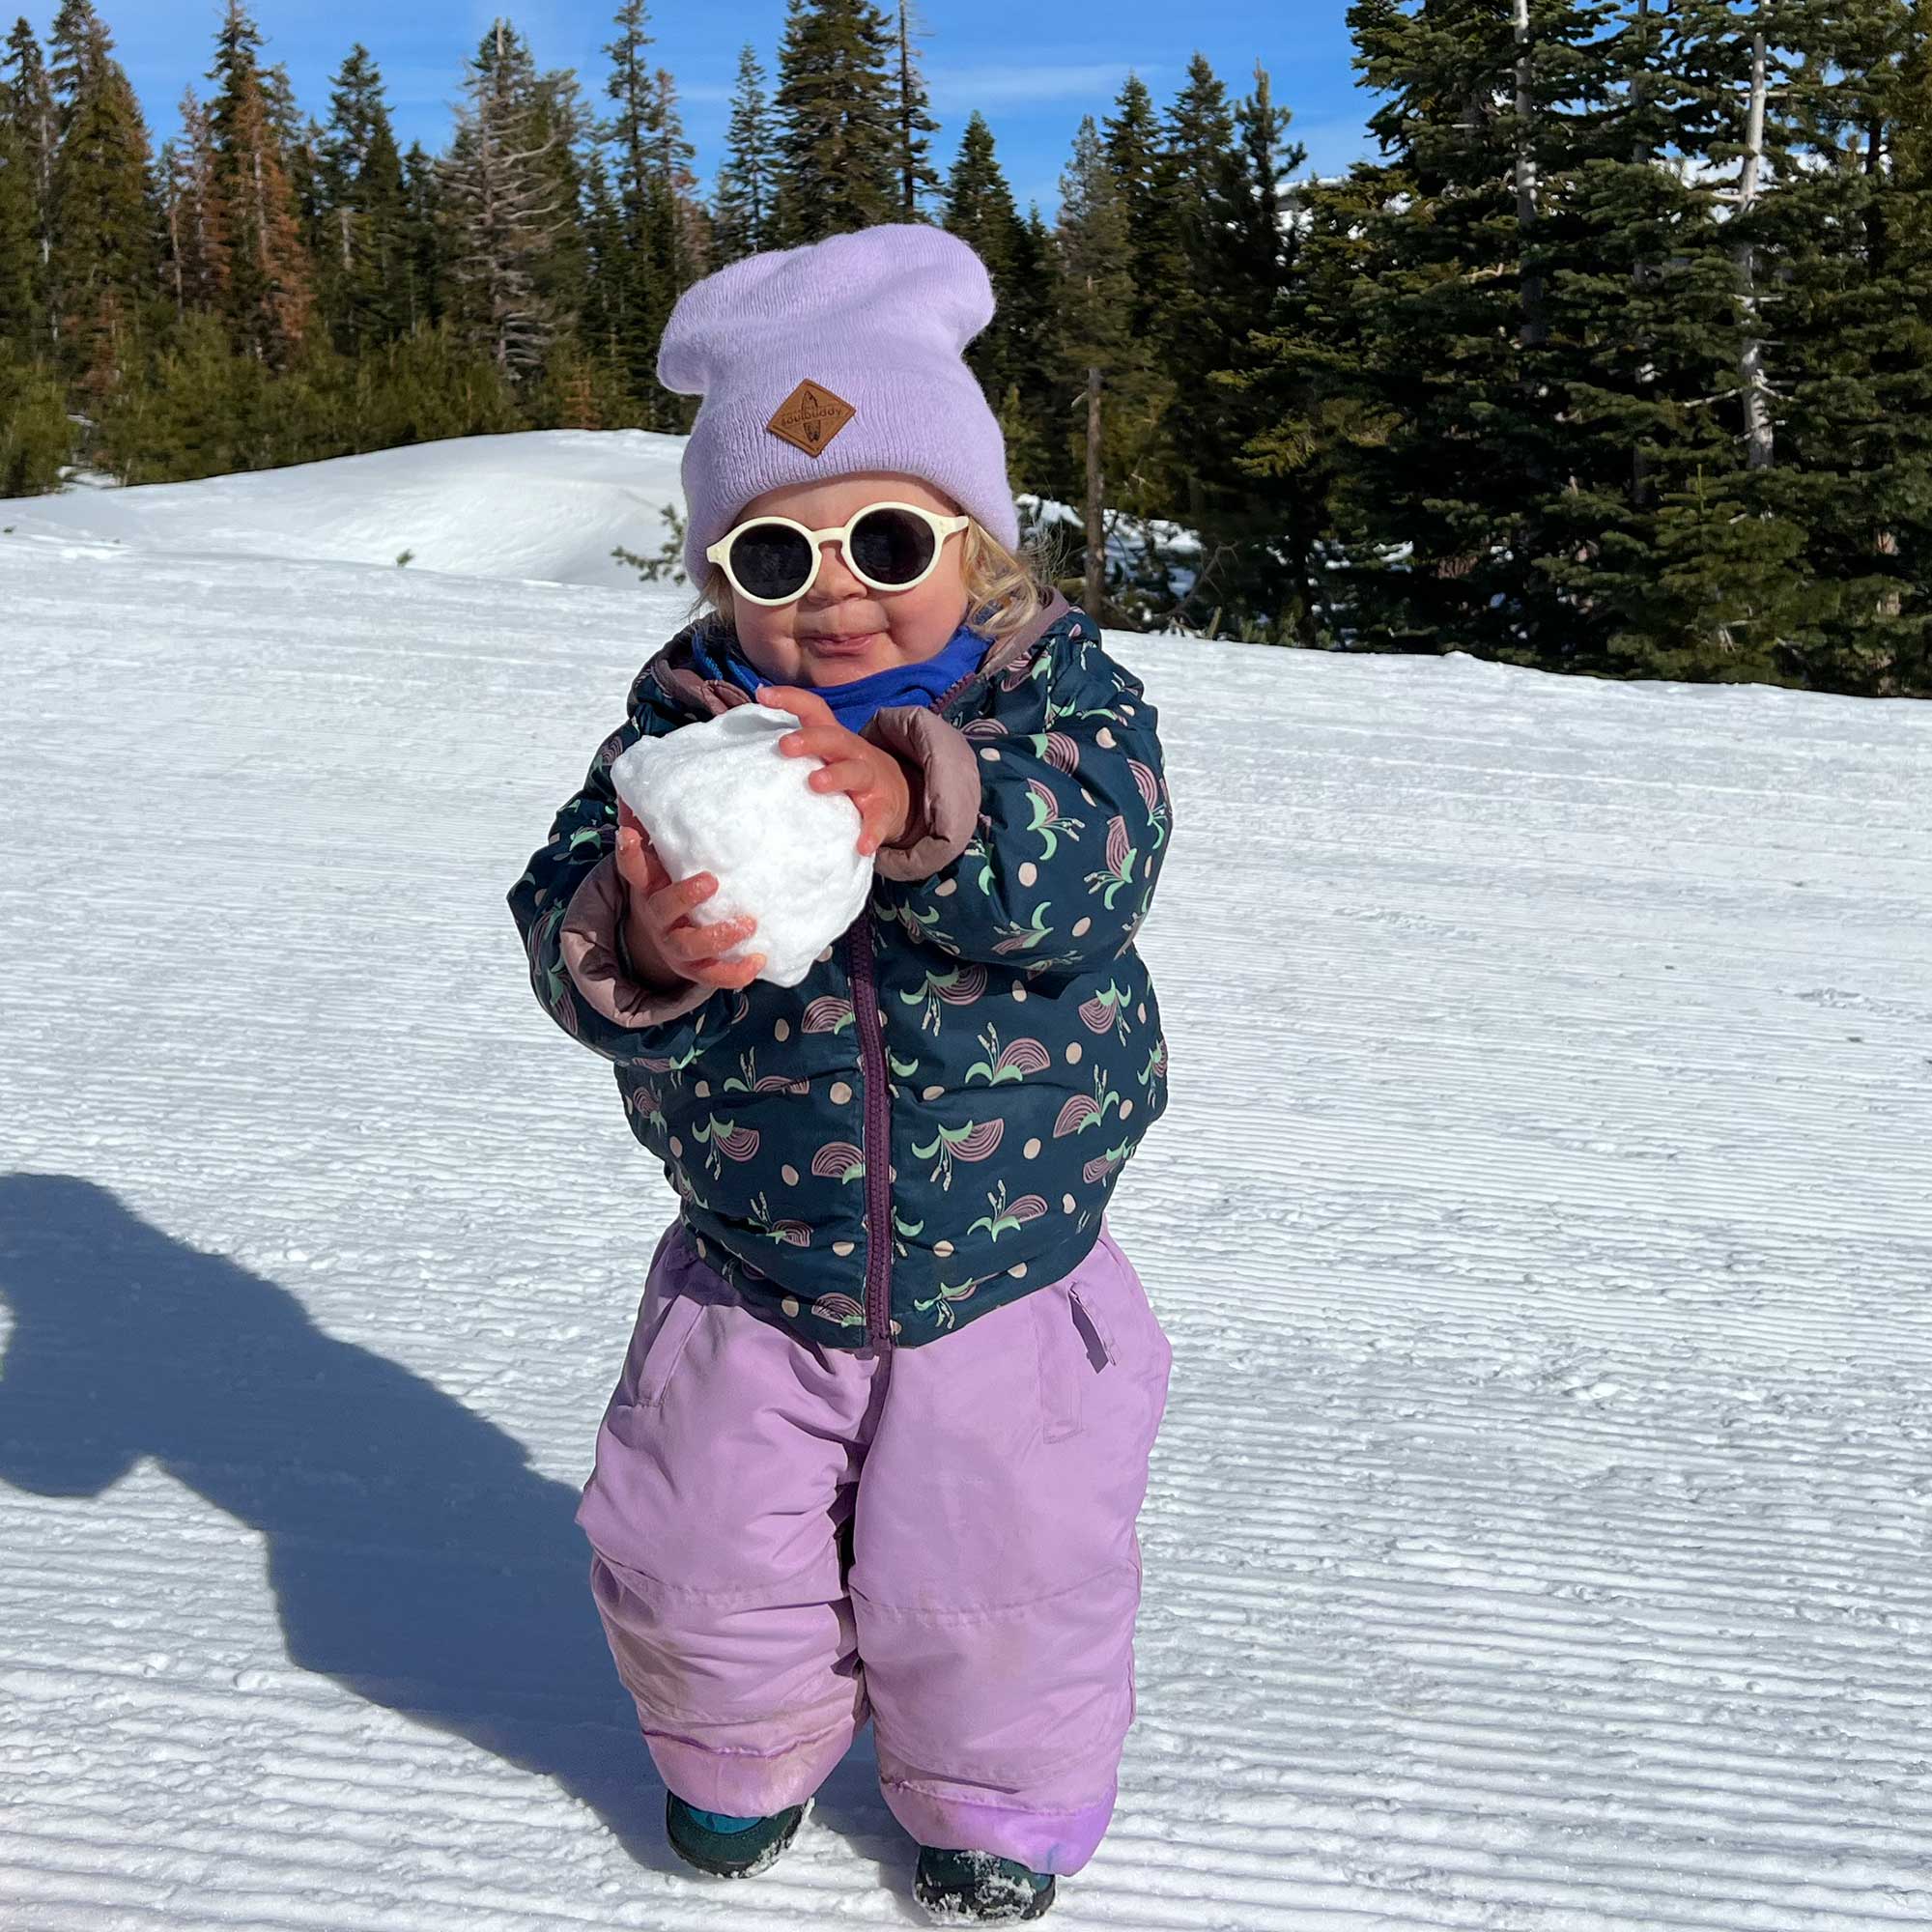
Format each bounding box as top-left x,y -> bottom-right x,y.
1737,29 -> 1774,470
1513,0 -> 1545,348
1085,365 -> 1104,620
1864,116 -> 1888,277
898,5 -> 915,217
1630,0 -> 1653,508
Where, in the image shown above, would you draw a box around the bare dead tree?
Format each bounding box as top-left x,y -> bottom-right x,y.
440,22 -> 567,380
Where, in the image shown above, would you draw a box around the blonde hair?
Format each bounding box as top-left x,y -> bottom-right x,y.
688,515 -> 1058,647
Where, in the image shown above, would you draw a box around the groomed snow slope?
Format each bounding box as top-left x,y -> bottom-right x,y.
3,439 -> 1931,1932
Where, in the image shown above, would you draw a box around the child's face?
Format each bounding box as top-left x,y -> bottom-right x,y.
724,472 -> 971,688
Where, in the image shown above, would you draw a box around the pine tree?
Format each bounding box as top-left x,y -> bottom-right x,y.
577,146 -> 631,391
316,46 -> 410,355
1056,116 -> 1144,616
713,43 -> 775,264
1746,0 -> 1932,691
0,338 -> 70,489
207,2 -> 314,365
1229,62 -> 1296,367
0,87 -> 37,347
400,140 -> 444,332
942,111 -> 1017,268
526,57 -> 594,342
1137,56 -> 1246,528
1894,0 -> 1932,258
942,111 -> 1024,398
4,20 -> 55,349
441,19 -> 569,381
1173,61 -> 1305,639
1596,0 -> 1863,685
157,86 -> 225,318
771,0 -> 898,243
1002,203 -> 1062,495
1530,0 -> 1784,679
265,60 -> 325,282
1292,0 -> 1595,660
1670,3 -> 1797,474
604,0 -> 657,243
600,0 -> 656,372
1101,73 -> 1166,341
1064,99 -> 1176,611
47,0 -> 102,131
891,2 -> 940,218
1228,151 -> 1388,643
649,66 -> 701,288
45,2 -> 154,400
598,4 -> 678,414
1870,0 -> 1932,692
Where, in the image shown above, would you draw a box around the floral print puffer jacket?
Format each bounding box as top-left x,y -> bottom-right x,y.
509,591 -> 1171,1350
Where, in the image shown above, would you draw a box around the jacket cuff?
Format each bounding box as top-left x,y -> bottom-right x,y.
863,707 -> 983,882
560,853 -> 714,1030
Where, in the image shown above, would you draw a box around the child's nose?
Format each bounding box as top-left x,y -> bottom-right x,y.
810,539 -> 866,598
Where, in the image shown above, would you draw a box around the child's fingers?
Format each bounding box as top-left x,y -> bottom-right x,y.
687,952 -> 766,989
614,838 -> 646,899
615,826 -> 657,895
777,722 -> 853,763
755,685 -> 834,728
806,756 -> 873,799
853,789 -> 895,855
615,810 -> 670,894
662,914 -> 757,965
645,871 -> 720,928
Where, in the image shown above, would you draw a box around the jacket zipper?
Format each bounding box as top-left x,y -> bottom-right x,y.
847,924 -> 895,1348
840,597 -> 1070,1350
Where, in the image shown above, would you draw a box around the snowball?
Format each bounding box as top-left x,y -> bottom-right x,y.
610,703 -> 875,988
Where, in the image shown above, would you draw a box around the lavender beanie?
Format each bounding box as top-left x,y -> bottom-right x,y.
657,225 -> 1020,586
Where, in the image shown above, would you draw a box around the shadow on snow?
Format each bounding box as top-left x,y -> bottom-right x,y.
0,1172 -> 908,1904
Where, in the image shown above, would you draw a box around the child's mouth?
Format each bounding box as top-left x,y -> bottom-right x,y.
805,631 -> 883,657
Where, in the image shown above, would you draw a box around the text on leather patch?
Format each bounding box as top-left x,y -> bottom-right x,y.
766,380 -> 857,457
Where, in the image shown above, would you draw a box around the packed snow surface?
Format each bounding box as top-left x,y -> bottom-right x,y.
4,437 -> 1932,1932
610,703 -> 873,987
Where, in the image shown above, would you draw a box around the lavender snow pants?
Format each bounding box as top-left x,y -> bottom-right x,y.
575,1220 -> 1171,1876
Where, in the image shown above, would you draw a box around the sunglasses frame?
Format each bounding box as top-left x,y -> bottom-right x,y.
705,500 -> 972,607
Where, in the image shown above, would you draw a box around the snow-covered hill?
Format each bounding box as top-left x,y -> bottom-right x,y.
4,437 -> 1931,1931
7,429 -> 688,587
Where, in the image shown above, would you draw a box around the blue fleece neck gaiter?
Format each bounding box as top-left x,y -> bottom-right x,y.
694,621 -> 991,733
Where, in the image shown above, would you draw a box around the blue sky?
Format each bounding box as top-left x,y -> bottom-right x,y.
63,1 -> 1378,217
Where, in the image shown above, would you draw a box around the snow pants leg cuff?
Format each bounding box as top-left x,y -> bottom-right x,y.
879,1774 -> 1119,1877
641,1714 -> 860,1820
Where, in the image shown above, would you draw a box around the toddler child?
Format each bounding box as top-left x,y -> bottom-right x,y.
509,225 -> 1173,1925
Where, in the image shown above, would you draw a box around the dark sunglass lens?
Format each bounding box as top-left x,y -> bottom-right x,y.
730,523 -> 813,599
850,508 -> 936,585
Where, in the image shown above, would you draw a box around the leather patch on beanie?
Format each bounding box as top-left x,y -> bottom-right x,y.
767,380 -> 857,458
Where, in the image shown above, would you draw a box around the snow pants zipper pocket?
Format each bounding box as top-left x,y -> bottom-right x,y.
1035,1282 -> 1118,1444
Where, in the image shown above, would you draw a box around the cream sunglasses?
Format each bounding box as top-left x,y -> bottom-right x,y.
705,500 -> 971,607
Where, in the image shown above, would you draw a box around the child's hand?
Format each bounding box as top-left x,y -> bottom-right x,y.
758,686 -> 912,859
614,802 -> 765,990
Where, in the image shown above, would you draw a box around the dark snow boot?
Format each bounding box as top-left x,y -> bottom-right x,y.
914,1846 -> 1057,1923
665,1793 -> 806,1878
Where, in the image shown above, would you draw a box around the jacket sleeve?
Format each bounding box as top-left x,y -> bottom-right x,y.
507,672 -> 721,1065
867,636 -> 1171,975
